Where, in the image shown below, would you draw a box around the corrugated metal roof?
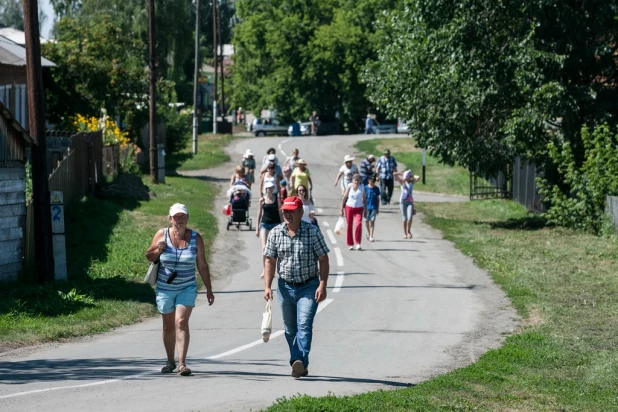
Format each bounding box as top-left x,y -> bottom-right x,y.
0,27 -> 51,46
0,34 -> 55,67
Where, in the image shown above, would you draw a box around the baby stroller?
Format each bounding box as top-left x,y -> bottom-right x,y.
226,182 -> 253,231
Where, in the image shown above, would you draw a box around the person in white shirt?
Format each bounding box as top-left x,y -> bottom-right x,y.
333,155 -> 358,195
339,174 -> 367,250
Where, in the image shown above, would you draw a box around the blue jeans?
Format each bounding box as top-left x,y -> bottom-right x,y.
277,276 -> 319,368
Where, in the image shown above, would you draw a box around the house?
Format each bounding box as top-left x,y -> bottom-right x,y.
0,33 -> 56,128
0,100 -> 34,281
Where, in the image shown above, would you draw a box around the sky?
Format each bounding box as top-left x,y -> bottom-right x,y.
40,0 -> 54,38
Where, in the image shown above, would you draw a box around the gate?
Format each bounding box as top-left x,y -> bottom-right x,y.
469,166 -> 512,200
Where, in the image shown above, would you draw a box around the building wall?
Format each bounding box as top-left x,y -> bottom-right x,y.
0,161 -> 25,281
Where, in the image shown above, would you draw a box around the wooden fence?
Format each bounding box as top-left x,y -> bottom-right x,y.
512,157 -> 544,212
23,131 -> 103,276
606,196 -> 618,231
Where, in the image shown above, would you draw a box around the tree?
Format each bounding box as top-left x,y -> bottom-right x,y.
0,0 -> 48,31
363,1 -> 618,179
231,0 -> 397,127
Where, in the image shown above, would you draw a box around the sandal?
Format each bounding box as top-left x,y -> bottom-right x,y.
161,360 -> 176,373
177,363 -> 192,376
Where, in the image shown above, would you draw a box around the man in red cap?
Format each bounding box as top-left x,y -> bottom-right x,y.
263,196 -> 330,378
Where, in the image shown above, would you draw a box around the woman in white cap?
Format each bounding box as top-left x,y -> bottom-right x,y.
145,203 -> 215,376
255,181 -> 282,278
242,149 -> 256,188
260,161 -> 280,196
394,170 -> 421,238
333,155 -> 359,195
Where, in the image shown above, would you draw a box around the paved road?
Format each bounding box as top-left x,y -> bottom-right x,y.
0,134 -> 516,412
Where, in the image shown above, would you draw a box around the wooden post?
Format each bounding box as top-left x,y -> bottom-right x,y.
192,0 -> 200,153
22,0 -> 55,282
217,1 -> 225,121
212,0 -> 218,134
148,0 -> 158,184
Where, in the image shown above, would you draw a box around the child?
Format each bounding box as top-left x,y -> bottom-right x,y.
279,179 -> 288,200
364,176 -> 380,242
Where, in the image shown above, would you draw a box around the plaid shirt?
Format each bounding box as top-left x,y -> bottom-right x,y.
376,155 -> 398,179
264,220 -> 330,283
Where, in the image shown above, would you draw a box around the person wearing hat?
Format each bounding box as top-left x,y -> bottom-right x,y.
333,155 -> 359,195
282,148 -> 300,179
261,148 -> 279,172
290,158 -> 312,196
394,170 -> 421,238
375,149 -> 398,205
263,196 -> 330,379
359,154 -> 376,185
255,181 -> 283,278
145,203 -> 215,376
242,149 -> 256,188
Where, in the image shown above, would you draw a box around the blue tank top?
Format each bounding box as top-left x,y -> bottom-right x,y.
156,228 -> 198,291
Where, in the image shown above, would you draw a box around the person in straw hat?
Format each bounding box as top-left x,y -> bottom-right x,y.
290,158 -> 312,196
333,155 -> 358,195
241,149 -> 256,188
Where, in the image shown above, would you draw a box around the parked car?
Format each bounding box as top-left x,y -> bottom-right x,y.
397,120 -> 410,134
288,121 -> 311,136
249,118 -> 289,136
372,120 -> 397,134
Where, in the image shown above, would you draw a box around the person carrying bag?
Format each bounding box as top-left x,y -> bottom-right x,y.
262,299 -> 273,342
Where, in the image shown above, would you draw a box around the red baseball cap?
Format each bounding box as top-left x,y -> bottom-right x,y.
280,196 -> 304,211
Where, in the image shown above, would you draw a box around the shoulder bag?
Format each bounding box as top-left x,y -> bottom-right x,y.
144,228 -> 168,285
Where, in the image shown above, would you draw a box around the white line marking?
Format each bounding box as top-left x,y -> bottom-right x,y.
334,247 -> 344,267
333,272 -> 344,293
323,221 -> 329,227
317,208 -> 324,213
207,330 -> 285,360
326,229 -> 337,245
317,298 -> 334,313
279,138 -> 290,158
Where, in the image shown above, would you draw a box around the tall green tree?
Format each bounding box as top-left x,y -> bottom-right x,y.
0,0 -> 48,31
363,0 -> 618,178
231,0 -> 396,127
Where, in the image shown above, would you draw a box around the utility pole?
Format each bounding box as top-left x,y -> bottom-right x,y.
211,0 -> 218,134
192,0 -> 200,153
148,0 -> 158,184
217,0 -> 225,121
22,0 -> 55,282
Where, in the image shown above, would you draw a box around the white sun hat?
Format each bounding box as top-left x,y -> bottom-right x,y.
244,149 -> 254,158
344,155 -> 355,162
169,203 -> 188,216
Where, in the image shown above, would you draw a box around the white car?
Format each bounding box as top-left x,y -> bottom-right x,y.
287,122 -> 311,136
397,120 -> 410,134
372,120 -> 397,134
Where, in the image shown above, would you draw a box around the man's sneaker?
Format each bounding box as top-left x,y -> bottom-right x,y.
302,368 -> 309,377
291,360 -> 305,379
355,244 -> 362,250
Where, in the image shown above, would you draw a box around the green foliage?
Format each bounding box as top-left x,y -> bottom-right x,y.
231,0 -> 397,127
538,123 -> 618,234
43,16 -> 147,133
363,1 -> 618,179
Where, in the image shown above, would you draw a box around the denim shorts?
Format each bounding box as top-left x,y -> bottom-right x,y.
260,222 -> 279,231
364,209 -> 377,222
155,285 -> 198,314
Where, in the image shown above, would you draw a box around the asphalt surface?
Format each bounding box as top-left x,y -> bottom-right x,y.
0,134 -> 517,412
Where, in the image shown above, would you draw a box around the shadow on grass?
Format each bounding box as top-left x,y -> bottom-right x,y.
486,215 -> 549,231
166,152 -> 193,172
3,193 -> 152,318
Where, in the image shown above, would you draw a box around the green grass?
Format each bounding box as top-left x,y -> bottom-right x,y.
167,133 -> 239,171
355,138 -> 469,196
0,134 -> 232,350
265,200 -> 618,411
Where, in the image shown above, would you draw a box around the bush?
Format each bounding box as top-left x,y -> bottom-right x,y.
538,123 -> 618,234
162,106 -> 192,156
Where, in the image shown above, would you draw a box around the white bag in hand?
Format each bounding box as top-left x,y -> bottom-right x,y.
334,216 -> 346,235
261,300 -> 272,342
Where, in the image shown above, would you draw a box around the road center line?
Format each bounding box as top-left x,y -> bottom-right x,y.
323,221 -> 329,227
207,330 -> 285,360
326,229 -> 337,245
334,247 -> 344,267
333,272 -> 344,293
317,208 -> 324,213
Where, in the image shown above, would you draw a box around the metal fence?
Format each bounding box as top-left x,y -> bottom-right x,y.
512,157 -> 544,212
606,196 -> 618,230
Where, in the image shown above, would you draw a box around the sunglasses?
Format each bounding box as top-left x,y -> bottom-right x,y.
297,189 -> 306,192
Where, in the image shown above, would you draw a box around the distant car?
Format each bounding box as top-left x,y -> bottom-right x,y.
372,120 -> 397,134
249,118 -> 288,137
397,120 -> 410,134
288,122 -> 311,136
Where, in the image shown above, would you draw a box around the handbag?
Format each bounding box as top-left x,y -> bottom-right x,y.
261,299 -> 273,342
282,157 -> 292,177
143,228 -> 168,285
334,216 -> 346,235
